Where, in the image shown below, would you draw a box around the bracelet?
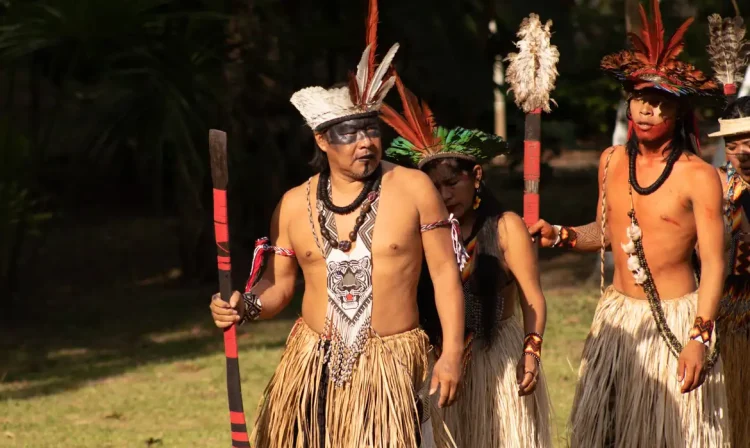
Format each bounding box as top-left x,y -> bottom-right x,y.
688,317 -> 714,348
552,225 -> 563,247
556,226 -> 578,248
523,332 -> 543,362
522,351 -> 541,365
239,292 -> 262,325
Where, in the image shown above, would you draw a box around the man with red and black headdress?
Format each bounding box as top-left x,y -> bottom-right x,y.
529,1 -> 729,446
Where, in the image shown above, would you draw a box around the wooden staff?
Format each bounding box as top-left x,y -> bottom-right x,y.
505,14 -> 559,231
208,129 -> 250,448
523,110 -> 542,226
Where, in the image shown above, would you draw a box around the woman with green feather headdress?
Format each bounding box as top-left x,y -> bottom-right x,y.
380,76 -> 553,448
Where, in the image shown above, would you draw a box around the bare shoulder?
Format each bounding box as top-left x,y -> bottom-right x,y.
383,161 -> 437,199
384,161 -> 432,187
679,154 -> 722,198
277,176 -> 316,215
600,145 -> 624,164
680,153 -> 720,181
497,211 -> 531,249
598,145 -> 624,178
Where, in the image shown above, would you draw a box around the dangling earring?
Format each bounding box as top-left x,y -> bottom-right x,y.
472,185 -> 482,210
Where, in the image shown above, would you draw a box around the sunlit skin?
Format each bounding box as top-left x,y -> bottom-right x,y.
529,89 -> 726,394
424,159 -> 548,397
209,117 -> 466,407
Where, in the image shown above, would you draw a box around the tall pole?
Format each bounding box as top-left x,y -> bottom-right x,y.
208,129 -> 250,448
489,20 -> 507,140
505,14 -> 559,233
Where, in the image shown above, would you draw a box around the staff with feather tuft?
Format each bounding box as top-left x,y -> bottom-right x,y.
707,14 -> 749,99
505,14 -> 559,234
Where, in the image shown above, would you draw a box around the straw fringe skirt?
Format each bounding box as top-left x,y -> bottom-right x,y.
251,319 -> 434,448
425,317 -> 553,448
719,324 -> 750,447
569,286 -> 729,448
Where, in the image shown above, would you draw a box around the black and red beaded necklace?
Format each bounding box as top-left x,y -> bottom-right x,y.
316,165 -> 383,252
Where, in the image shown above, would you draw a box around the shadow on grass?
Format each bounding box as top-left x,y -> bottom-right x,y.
0,281 -> 302,400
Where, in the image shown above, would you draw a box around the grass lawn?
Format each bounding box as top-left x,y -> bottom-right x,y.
1,281 -> 600,448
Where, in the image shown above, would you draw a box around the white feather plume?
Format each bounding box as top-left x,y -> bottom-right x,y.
364,43 -> 399,103
505,14 -> 560,113
356,44 -> 372,98
707,14 -> 749,88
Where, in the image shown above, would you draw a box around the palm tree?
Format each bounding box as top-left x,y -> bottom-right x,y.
0,0 -> 230,284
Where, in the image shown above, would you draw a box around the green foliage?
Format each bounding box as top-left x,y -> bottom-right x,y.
0,121 -> 51,300
386,126 -> 509,166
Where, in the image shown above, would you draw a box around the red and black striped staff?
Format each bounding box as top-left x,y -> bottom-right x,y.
505,14 -> 560,231
208,129 -> 250,448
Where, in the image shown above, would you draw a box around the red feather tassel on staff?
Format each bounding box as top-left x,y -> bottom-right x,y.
208,130 -> 250,448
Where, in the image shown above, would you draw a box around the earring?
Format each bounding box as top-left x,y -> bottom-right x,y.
472,186 -> 482,210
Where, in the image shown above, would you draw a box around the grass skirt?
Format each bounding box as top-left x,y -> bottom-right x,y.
569,286 -> 729,447
424,317 -> 553,447
719,324 -> 750,447
251,319 -> 433,448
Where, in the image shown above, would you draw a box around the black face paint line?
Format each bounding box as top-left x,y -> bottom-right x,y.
325,117 -> 381,145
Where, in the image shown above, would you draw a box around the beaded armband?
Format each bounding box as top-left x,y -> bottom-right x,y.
420,214 -> 469,270
553,226 -> 577,248
688,317 -> 714,348
522,332 -> 543,364
239,292 -> 262,325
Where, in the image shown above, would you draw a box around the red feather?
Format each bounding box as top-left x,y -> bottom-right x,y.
628,32 -> 649,56
651,0 -> 664,63
662,18 -> 693,64
394,73 -> 431,148
421,100 -> 437,132
380,104 -> 422,146
366,0 -> 378,85
638,3 -> 653,62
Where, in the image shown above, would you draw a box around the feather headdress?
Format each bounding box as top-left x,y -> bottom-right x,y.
505,14 -> 560,113
707,14 -> 749,95
601,0 -> 717,96
381,75 -> 509,168
290,0 -> 399,131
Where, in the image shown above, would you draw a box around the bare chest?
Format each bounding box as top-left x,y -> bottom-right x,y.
605,159 -> 695,243
289,180 -> 422,270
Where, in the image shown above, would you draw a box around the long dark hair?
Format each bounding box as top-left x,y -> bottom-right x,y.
416,158 -> 508,348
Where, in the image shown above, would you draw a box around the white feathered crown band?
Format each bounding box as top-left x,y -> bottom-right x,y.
291,43 -> 399,132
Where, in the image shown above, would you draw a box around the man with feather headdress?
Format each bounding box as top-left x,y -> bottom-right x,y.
705,13 -> 750,445
528,1 -> 730,446
208,1 -> 465,446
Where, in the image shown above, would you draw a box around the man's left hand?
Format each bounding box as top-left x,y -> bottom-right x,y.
430,350 -> 462,408
677,340 -> 707,394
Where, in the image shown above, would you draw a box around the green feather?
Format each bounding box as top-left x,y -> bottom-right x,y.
386,126 -> 511,167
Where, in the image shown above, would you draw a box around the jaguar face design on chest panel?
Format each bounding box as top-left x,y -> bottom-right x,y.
327,257 -> 373,314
